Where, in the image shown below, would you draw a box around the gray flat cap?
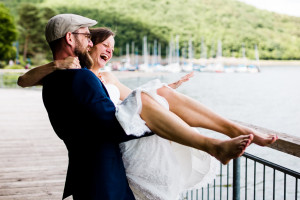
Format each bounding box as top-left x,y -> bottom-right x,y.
45,14 -> 97,43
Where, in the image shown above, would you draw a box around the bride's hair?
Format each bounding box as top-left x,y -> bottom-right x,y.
89,27 -> 115,46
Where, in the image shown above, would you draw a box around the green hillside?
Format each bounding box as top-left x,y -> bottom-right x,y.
2,0 -> 300,60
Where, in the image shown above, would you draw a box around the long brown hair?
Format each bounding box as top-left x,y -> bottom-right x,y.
89,27 -> 115,46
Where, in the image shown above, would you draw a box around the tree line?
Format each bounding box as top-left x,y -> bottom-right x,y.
1,0 -> 300,68
0,3 -> 56,67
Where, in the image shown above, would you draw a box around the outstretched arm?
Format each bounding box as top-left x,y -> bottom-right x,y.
17,57 -> 80,87
168,71 -> 194,89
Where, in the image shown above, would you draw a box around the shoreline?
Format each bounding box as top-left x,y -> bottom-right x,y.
244,59 -> 300,66
111,56 -> 300,67
191,58 -> 300,66
1,60 -> 299,79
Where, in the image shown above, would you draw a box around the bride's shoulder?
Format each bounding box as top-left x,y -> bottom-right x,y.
101,71 -> 119,84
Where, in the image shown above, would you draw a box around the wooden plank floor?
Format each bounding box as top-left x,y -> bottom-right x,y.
0,88 -> 68,200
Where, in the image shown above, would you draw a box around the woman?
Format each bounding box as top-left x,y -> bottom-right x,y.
18,27 -> 277,200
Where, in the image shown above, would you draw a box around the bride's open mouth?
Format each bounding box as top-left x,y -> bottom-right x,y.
100,54 -> 109,61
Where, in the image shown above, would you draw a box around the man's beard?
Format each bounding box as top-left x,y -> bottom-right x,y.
74,40 -> 94,69
77,50 -> 93,69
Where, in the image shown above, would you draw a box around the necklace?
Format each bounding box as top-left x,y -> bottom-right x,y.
97,72 -> 106,83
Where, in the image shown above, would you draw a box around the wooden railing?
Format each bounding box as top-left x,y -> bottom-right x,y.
234,120 -> 300,158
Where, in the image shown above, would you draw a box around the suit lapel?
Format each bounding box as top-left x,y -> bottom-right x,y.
99,80 -> 110,98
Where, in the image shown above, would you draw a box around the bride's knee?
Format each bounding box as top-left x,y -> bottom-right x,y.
157,86 -> 175,99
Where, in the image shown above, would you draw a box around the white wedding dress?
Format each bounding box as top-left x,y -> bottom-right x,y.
105,79 -> 218,200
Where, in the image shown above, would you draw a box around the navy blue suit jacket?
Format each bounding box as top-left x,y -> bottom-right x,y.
42,68 -> 152,200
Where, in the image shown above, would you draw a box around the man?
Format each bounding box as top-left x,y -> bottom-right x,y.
42,14 -> 152,199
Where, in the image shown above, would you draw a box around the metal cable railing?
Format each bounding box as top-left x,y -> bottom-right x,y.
180,152 -> 300,200
242,152 -> 300,200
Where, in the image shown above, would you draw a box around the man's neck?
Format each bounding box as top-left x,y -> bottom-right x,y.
53,48 -> 76,60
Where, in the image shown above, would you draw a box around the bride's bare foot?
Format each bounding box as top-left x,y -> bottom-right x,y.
244,128 -> 277,146
212,134 -> 253,165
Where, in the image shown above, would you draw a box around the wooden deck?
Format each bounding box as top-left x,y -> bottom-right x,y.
1,87 -> 299,200
0,88 -> 68,200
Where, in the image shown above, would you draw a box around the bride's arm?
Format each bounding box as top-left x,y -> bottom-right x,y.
17,57 -> 80,87
168,72 -> 194,89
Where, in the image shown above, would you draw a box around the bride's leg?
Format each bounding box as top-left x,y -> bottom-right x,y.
140,92 -> 253,165
157,86 -> 277,146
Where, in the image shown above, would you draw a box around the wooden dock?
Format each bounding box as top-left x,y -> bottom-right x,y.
0,88 -> 68,200
1,87 -> 299,200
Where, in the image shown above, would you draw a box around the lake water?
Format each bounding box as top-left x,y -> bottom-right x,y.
120,65 -> 300,170
6,66 -> 297,137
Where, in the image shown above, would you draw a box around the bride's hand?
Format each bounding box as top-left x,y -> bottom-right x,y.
54,56 -> 81,70
168,72 -> 194,89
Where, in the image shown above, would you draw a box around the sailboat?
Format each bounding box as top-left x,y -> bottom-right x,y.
234,44 -> 248,73
139,36 -> 152,72
247,44 -> 261,73
164,36 -> 181,73
203,40 -> 224,72
194,37 -> 207,71
214,40 -> 225,72
235,44 -> 260,73
182,38 -> 194,72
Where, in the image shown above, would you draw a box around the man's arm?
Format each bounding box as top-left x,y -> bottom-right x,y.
17,57 -> 80,87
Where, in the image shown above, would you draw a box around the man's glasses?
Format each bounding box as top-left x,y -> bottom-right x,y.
72,32 -> 92,40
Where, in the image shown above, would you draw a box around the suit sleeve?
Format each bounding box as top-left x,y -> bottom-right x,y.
72,70 -> 153,143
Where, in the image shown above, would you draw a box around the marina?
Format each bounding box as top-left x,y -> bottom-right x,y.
110,37 -> 262,73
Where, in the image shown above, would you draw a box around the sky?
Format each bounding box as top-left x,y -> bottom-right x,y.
238,0 -> 300,17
